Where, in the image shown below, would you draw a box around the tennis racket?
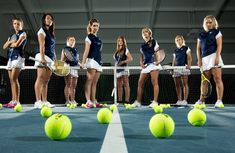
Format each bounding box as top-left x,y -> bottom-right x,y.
62,47 -> 75,61
144,49 -> 166,67
153,49 -> 166,65
200,68 -> 212,98
7,34 -> 18,58
29,56 -> 70,77
9,34 -> 17,42
62,47 -> 81,66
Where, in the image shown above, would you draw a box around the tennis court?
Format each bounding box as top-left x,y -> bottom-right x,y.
1,105 -> 235,153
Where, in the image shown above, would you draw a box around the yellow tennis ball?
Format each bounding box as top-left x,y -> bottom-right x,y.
200,104 -> 206,109
218,103 -> 224,108
0,103 -> 2,109
126,104 -> 132,109
81,104 -> 86,108
41,106 -> 52,118
97,108 -> 112,124
45,114 -> 72,140
109,104 -> 117,112
194,104 -> 201,109
66,103 -> 70,108
166,104 -> 171,108
149,114 -> 175,138
188,108 -> 207,126
69,104 -> 75,109
14,104 -> 22,112
160,104 -> 167,109
153,105 -> 163,114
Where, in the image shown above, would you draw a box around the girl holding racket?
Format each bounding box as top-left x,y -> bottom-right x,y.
172,35 -> 192,106
61,36 -> 79,105
81,19 -> 103,108
2,18 -> 27,108
195,15 -> 224,108
34,13 -> 55,108
132,27 -> 161,108
113,36 -> 133,104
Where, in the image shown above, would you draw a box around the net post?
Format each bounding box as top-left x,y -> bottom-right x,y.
113,66 -> 117,105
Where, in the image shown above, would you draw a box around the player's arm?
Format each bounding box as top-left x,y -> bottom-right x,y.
38,33 -> 46,63
172,54 -> 176,66
215,36 -> 222,65
196,40 -> 202,67
125,51 -> 133,64
81,41 -> 90,66
10,34 -> 26,48
187,49 -> 192,69
3,37 -> 13,49
61,49 -> 66,62
140,54 -> 145,68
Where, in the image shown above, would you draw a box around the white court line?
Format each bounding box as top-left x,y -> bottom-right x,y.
100,108 -> 128,153
0,106 -> 35,119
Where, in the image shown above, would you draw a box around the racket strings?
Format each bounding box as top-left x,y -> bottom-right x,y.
52,60 -> 70,76
154,49 -> 165,64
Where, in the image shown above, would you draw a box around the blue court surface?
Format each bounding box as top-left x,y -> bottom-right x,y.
0,105 -> 235,153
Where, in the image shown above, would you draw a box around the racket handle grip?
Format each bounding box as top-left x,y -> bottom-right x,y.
29,56 -> 35,60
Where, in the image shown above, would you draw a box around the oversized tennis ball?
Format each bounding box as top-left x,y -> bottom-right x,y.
45,114 -> 72,140
149,114 -> 175,138
41,106 -> 52,118
109,104 -> 117,112
97,108 -> 112,124
14,104 -> 22,112
188,108 -> 207,126
153,105 -> 163,114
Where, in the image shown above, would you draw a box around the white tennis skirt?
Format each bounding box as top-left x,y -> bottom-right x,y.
34,53 -> 53,67
69,69 -> 78,78
116,67 -> 129,78
202,53 -> 224,71
172,69 -> 191,77
85,58 -> 102,72
6,56 -> 25,70
141,63 -> 162,74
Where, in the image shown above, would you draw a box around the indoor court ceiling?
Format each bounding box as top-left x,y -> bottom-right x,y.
0,0 -> 234,65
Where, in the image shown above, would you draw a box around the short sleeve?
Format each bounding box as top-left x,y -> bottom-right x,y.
85,36 -> 91,44
186,47 -> 191,54
154,40 -> 160,51
215,31 -> 222,39
140,48 -> 143,54
125,48 -> 130,55
37,28 -> 46,37
197,38 -> 200,42
19,32 -> 26,38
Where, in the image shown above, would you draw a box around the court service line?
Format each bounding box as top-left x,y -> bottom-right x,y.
100,108 -> 128,153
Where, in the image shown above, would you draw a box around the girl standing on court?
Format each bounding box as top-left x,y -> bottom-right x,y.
113,36 -> 133,104
195,15 -> 224,108
81,19 -> 103,108
172,35 -> 192,106
34,13 -> 55,109
132,27 -> 161,108
3,17 -> 27,108
61,36 -> 79,105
